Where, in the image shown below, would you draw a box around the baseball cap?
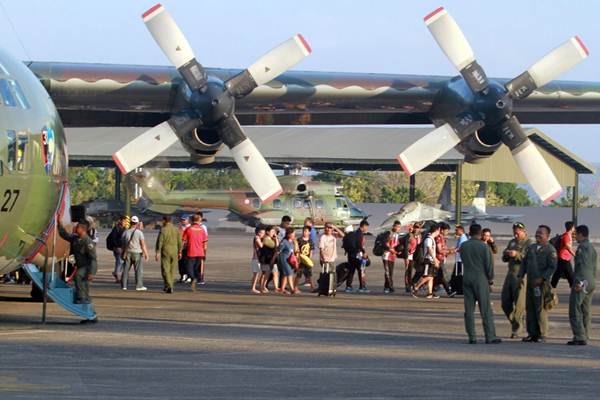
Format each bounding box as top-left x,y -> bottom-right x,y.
513,221 -> 525,229
131,216 -> 139,223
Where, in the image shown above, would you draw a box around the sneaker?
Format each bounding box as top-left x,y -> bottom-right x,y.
185,278 -> 192,284
122,287 -> 128,291
389,288 -> 395,293
485,338 -> 502,344
383,288 -> 391,294
136,287 -> 148,291
303,282 -> 311,287
448,291 -> 457,298
182,274 -> 188,282
344,286 -> 354,293
411,289 -> 419,298
199,280 -> 206,286
566,340 -> 587,346
165,288 -> 173,294
359,287 -> 370,293
426,293 -> 440,299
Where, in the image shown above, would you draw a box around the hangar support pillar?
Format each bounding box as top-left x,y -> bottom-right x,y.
572,174 -> 579,226
114,168 -> 122,202
124,173 -> 131,217
409,175 -> 416,202
455,163 -> 462,224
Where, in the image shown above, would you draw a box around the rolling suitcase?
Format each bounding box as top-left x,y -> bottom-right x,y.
335,262 -> 350,287
449,261 -> 464,295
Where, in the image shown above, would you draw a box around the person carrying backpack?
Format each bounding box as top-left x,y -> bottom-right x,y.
106,215 -> 127,283
551,221 -> 576,289
381,221 -> 402,294
403,222 -> 422,293
344,220 -> 370,293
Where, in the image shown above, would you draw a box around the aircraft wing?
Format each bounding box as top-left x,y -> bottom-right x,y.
28,62 -> 600,127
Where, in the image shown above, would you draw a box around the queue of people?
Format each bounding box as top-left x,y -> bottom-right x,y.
51,212 -> 596,345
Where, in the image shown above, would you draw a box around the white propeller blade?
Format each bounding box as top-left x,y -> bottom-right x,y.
511,140 -> 562,204
525,36 -> 589,89
142,4 -> 196,69
112,121 -> 179,174
425,7 -> 475,71
230,138 -> 282,203
396,123 -> 461,176
246,34 -> 312,86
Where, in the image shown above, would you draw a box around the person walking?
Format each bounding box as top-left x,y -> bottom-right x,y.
251,226 -> 265,294
382,220 -> 401,294
178,215 -> 191,282
551,221 -> 576,289
518,225 -> 557,343
155,215 -> 182,294
501,222 -> 532,338
412,224 -> 440,299
403,222 -> 422,293
195,211 -> 209,285
278,228 -> 298,294
121,216 -> 149,291
460,224 -> 500,344
567,225 -> 597,346
435,222 -> 455,297
344,220 -> 369,293
319,223 -> 344,296
106,215 -> 127,283
182,214 -> 208,291
296,226 -> 315,291
57,219 -> 97,311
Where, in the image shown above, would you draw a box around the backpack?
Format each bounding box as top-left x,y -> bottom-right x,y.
413,238 -> 426,266
372,231 -> 391,257
396,234 -> 409,259
106,227 -> 117,251
342,231 -> 357,255
549,234 -> 562,252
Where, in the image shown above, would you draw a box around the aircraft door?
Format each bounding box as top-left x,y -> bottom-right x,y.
312,198 -> 326,225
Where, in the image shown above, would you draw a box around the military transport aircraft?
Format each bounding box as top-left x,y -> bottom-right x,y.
133,170 -> 366,228
0,3 -> 598,281
379,177 -> 523,230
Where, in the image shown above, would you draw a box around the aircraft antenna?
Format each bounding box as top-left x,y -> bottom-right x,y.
0,1 -> 32,61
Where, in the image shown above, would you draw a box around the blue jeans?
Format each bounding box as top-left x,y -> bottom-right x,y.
122,252 -> 144,289
113,249 -> 124,277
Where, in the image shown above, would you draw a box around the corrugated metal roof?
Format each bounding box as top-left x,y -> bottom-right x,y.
65,126 -> 594,181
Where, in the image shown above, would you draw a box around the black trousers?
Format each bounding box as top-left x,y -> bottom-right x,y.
346,257 -> 364,289
551,258 -> 574,288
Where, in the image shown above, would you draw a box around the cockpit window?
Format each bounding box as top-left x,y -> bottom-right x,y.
273,199 -> 282,209
251,198 -> 261,209
303,199 -> 311,209
0,79 -> 30,109
315,200 -> 324,209
6,130 -> 16,171
16,132 -> 28,171
294,199 -> 303,209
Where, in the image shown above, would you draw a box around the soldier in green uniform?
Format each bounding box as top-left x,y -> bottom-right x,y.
460,224 -> 501,344
518,225 -> 557,343
57,220 -> 97,305
155,215 -> 182,293
568,225 -> 597,345
501,222 -> 533,338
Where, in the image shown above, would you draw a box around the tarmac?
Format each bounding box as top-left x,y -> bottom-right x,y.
0,231 -> 598,399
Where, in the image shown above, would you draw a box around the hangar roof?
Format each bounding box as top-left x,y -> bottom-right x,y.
66,126 -> 594,186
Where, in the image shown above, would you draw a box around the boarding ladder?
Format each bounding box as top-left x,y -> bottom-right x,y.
22,264 -> 97,321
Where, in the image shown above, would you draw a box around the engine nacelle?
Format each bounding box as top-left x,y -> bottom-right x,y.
456,128 -> 502,163
179,127 -> 223,164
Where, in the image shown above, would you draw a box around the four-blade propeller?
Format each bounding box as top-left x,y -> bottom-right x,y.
113,3 -> 311,202
397,6 -> 588,204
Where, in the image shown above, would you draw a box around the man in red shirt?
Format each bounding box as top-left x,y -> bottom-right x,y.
182,214 -> 208,291
434,222 -> 456,297
551,221 -> 575,288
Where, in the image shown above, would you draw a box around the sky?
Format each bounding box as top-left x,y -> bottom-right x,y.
0,0 -> 598,161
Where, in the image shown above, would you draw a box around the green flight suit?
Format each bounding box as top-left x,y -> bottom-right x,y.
156,222 -> 182,290
460,238 -> 497,342
569,239 -> 597,341
518,242 -> 557,338
501,237 -> 532,335
58,225 -> 97,303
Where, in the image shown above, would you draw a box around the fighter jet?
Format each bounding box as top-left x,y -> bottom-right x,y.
379,177 -> 523,230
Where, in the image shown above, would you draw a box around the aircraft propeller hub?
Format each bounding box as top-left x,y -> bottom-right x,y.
472,81 -> 512,127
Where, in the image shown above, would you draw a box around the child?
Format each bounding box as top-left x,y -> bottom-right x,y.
296,226 -> 315,291
251,226 -> 265,294
259,226 -> 279,293
278,228 -> 298,294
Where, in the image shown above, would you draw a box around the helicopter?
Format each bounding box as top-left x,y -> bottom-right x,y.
133,168 -> 367,228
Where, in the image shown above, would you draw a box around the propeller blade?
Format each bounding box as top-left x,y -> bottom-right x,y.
506,36 -> 589,100
112,121 -> 179,174
396,123 -> 462,176
218,117 -> 282,202
225,34 -> 311,98
142,3 -> 207,91
499,116 -> 561,204
424,7 -> 488,92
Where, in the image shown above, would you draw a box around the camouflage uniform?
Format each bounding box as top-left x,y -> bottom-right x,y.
501,237 -> 533,336
156,222 -> 182,291
58,225 -> 97,303
518,243 -> 557,339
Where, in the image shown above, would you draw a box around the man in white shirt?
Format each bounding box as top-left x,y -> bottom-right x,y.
319,223 -> 344,296
412,224 -> 440,299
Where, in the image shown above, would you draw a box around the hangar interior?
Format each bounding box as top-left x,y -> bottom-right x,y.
66,126 -> 595,224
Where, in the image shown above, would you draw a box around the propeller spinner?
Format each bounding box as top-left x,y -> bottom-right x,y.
112,3 -> 312,202
397,6 -> 588,204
